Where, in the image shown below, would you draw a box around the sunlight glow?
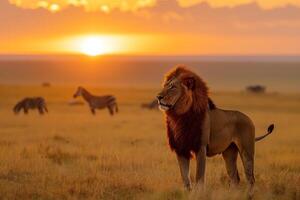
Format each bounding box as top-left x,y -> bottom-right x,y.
68,35 -> 141,56
37,34 -> 155,56
79,37 -> 110,56
49,3 -> 60,12
100,5 -> 110,13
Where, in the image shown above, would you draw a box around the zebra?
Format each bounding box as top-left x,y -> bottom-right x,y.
13,97 -> 48,115
73,87 -> 119,115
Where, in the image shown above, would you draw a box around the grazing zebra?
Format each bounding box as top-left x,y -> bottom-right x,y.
73,87 -> 118,115
141,99 -> 158,110
13,97 -> 48,115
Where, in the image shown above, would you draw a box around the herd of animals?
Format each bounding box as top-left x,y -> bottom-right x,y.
13,86 -> 156,116
11,66 -> 275,198
13,87 -> 148,116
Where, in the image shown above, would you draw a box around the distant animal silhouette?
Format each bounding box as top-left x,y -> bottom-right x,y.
13,97 -> 48,115
141,99 -> 158,110
42,82 -> 51,87
73,87 -> 118,115
246,85 -> 266,93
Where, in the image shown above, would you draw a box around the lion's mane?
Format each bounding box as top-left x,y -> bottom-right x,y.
164,66 -> 210,159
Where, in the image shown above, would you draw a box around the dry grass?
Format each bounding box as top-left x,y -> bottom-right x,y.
0,85 -> 299,200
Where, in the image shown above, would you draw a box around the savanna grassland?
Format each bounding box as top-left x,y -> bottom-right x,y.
0,85 -> 299,200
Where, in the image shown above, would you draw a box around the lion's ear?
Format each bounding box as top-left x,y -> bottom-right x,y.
183,77 -> 195,90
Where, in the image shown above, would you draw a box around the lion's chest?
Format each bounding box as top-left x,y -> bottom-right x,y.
167,112 -> 204,158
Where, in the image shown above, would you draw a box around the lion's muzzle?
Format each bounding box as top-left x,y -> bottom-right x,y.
156,95 -> 172,111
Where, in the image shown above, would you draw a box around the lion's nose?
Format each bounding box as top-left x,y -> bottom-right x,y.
157,95 -> 163,101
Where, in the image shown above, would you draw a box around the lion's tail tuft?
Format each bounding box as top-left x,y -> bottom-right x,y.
268,124 -> 275,133
255,124 -> 275,142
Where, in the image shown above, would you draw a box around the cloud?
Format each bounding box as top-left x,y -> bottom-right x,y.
137,1 -> 300,37
2,0 -> 300,54
3,0 -> 300,36
178,0 -> 300,9
8,0 -> 300,13
8,0 -> 156,12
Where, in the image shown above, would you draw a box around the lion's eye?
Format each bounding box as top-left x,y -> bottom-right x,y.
170,85 -> 176,90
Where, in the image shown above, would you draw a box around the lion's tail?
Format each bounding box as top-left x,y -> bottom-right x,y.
255,124 -> 275,142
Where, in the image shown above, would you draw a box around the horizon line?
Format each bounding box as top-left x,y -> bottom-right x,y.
1,53 -> 300,62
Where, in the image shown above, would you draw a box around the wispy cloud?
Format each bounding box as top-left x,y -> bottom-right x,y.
8,0 -> 156,13
8,0 -> 300,13
178,0 -> 300,9
140,1 -> 300,36
4,0 -> 300,36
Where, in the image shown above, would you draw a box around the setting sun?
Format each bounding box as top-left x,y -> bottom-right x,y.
79,36 -> 111,56
57,34 -> 151,56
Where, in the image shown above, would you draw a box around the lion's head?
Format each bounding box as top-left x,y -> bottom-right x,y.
157,66 -> 209,115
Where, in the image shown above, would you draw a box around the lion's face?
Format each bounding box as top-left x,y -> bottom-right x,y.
157,77 -> 194,113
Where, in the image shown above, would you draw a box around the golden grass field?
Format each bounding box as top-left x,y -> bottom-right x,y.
0,85 -> 299,200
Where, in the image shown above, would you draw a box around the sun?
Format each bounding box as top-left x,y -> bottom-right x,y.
79,36 -> 110,56
63,34 -> 139,56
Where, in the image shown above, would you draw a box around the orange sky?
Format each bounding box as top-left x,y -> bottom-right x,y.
1,0 -> 300,55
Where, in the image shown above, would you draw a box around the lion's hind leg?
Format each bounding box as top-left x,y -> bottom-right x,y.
239,149 -> 255,199
222,143 -> 240,186
236,135 -> 255,198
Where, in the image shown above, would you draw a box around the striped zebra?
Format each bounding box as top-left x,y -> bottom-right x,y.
73,87 -> 118,115
13,97 -> 48,115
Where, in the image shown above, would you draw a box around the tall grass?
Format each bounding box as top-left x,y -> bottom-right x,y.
0,85 -> 299,199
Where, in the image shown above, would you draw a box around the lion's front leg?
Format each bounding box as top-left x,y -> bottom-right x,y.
177,155 -> 191,191
196,146 -> 207,184
196,111 -> 210,184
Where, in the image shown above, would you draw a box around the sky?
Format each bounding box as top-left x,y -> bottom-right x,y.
1,0 -> 300,55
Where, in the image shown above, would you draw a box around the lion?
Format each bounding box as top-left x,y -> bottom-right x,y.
157,66 -> 274,195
